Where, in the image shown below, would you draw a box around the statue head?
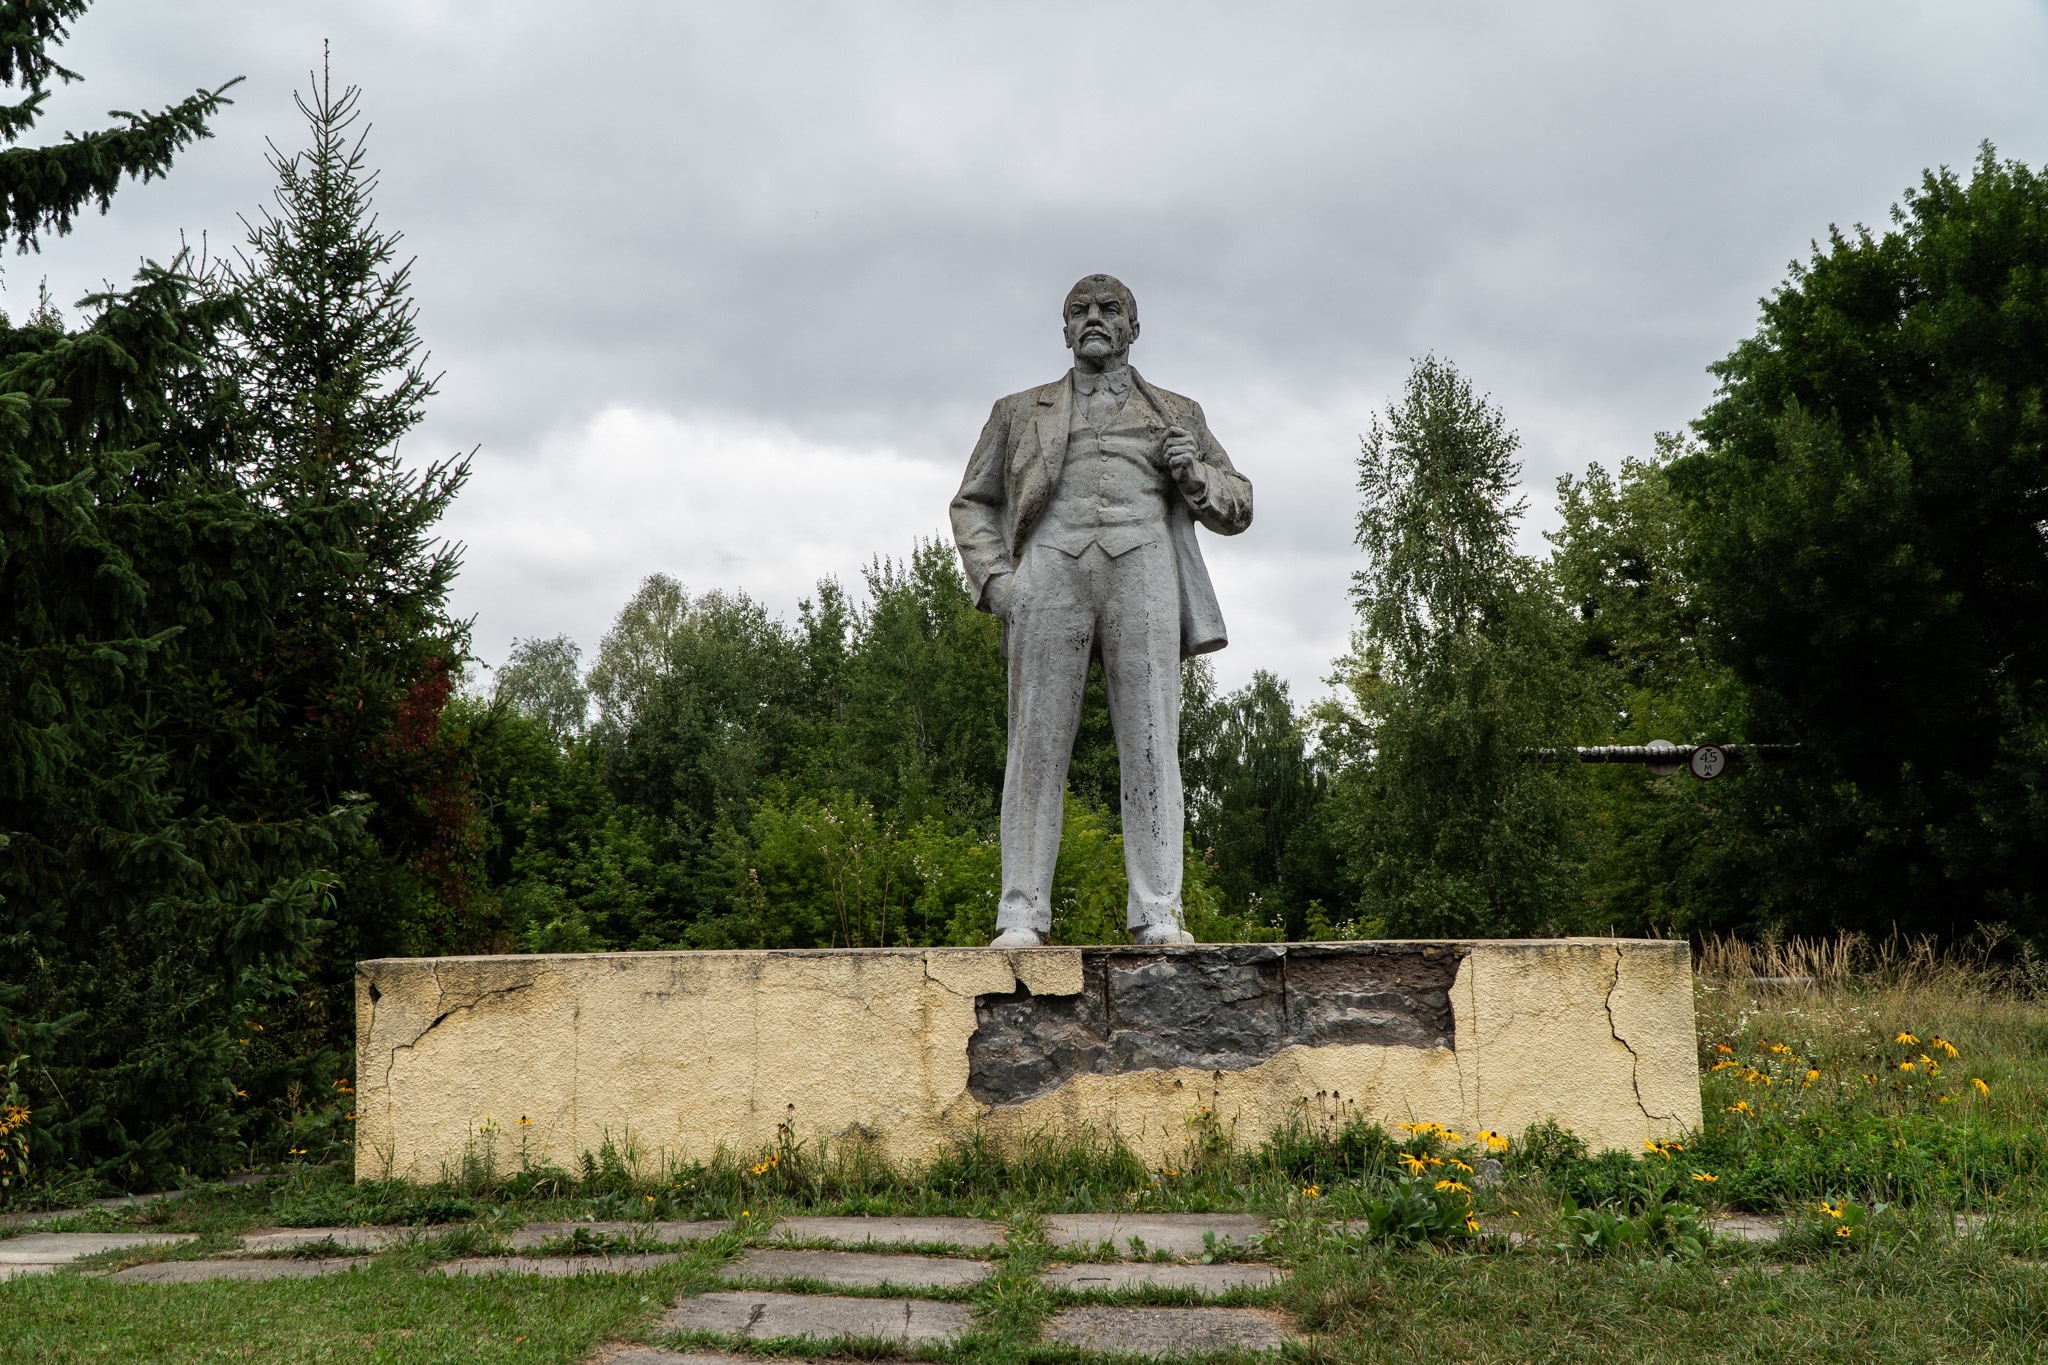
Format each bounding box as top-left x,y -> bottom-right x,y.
1063,274 -> 1138,367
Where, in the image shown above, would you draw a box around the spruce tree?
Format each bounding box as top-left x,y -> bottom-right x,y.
224,50 -> 480,964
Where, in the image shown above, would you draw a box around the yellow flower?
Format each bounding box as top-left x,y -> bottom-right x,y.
1769,1043 -> 1791,1057
741,1210 -> 751,1218
1439,1131 -> 1465,1144
1710,1060 -> 1738,1072
1725,1101 -> 1752,1116
1434,1180 -> 1472,1195
1899,1062 -> 1915,1072
234,1089 -> 247,1099
518,1116 -> 532,1126
1931,1037 -> 1959,1059
1818,1201 -> 1842,1218
1479,1130 -> 1509,1153
1397,1153 -> 1428,1175
1464,1215 -> 1481,1233
1805,1069 -> 1821,1082
1301,1185 -> 1321,1199
1835,1225 -> 1854,1238
1973,1078 -> 1991,1097
1449,1158 -> 1474,1174
1691,1172 -> 1718,1183
1715,1044 -> 1734,1055
1894,1032 -> 1919,1045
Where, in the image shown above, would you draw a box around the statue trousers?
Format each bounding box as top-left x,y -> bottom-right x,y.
997,533 -> 1183,936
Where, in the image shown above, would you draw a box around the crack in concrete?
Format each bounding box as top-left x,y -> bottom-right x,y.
380,967 -> 536,1102
1603,946 -> 1680,1124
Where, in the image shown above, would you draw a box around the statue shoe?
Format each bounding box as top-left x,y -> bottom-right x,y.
1130,923 -> 1196,946
989,927 -> 1047,948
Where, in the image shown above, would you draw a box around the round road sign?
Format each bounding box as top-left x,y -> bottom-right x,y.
1689,744 -> 1728,781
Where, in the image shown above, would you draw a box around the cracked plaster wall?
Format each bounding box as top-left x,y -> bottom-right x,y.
354,939 -> 1697,1181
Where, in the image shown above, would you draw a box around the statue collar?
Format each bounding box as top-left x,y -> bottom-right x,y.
1071,365 -> 1133,397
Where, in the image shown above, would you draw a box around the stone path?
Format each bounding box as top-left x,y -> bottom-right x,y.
663,1290 -> 974,1343
773,1214 -> 1004,1247
238,1226 -> 403,1252
438,1253 -> 682,1278
1046,1306 -> 1293,1353
1044,1212 -> 1268,1258
110,1258 -> 363,1284
512,1220 -> 732,1249
1041,1261 -> 1281,1292
0,1231 -> 195,1278
723,1248 -> 991,1288
2,1207 -> 1299,1356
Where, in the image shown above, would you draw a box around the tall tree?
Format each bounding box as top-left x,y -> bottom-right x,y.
224,51 -> 478,962
1327,357 -> 1590,938
1674,145 -> 2048,941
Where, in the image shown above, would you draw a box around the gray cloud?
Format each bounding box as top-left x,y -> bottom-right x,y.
21,0 -> 2048,694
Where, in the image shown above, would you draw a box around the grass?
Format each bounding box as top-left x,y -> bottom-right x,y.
7,933 -> 2048,1363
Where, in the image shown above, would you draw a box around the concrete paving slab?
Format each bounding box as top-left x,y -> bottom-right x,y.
0,1231 -> 196,1263
1042,1261 -> 1281,1293
664,1290 -> 973,1343
437,1253 -> 682,1277
724,1249 -> 990,1289
237,1227 -> 402,1252
1043,1213 -> 1267,1259
110,1258 -> 363,1284
1044,1305 -> 1292,1354
0,1264 -> 60,1280
511,1221 -> 731,1250
773,1215 -> 1004,1248
1708,1215 -> 1784,1243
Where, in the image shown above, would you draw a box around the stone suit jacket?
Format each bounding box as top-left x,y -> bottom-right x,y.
950,367 -> 1253,658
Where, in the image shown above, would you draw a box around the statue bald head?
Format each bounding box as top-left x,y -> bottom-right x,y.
1062,274 -> 1139,368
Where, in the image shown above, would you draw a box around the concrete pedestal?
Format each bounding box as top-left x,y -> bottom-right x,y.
354,939 -> 1699,1181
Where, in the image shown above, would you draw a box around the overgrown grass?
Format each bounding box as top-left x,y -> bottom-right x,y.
8,935 -> 2048,1362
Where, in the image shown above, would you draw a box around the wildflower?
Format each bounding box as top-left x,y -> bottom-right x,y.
518,1116 -> 532,1126
1818,1201 -> 1843,1219
1715,1044 -> 1733,1055
1725,1101 -> 1752,1116
1464,1215 -> 1480,1233
741,1209 -> 750,1218
1894,1032 -> 1919,1045
1769,1043 -> 1791,1057
1439,1131 -> 1465,1144
234,1089 -> 247,1099
344,1113 -> 355,1121
1434,1180 -> 1471,1195
288,1148 -> 306,1156
1397,1153 -> 1428,1175
1931,1038 -> 1959,1059
646,1195 -> 655,1204
1710,1060 -> 1738,1072
1301,1185 -> 1321,1200
1836,1225 -> 1854,1239
1973,1078 -> 1991,1097
1449,1158 -> 1474,1174
1479,1130 -> 1509,1153
1899,1061 -> 1915,1072
1509,1209 -> 1522,1217
1939,1096 -> 1953,1104
1692,1172 -> 1718,1183
1805,1069 -> 1821,1082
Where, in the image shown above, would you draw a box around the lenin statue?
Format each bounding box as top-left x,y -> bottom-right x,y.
950,274 -> 1254,948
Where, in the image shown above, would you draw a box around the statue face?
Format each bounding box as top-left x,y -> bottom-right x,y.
1063,281 -> 1137,363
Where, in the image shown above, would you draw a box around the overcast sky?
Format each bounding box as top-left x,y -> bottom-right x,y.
23,2 -> 2048,697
